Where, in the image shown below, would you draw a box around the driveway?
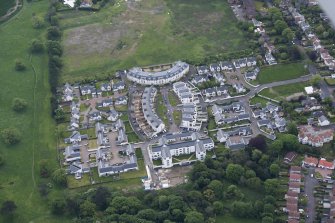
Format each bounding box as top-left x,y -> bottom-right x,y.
304,168 -> 318,223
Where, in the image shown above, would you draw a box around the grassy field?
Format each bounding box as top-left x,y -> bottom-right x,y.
0,0 -> 16,17
259,82 -> 309,101
156,93 -> 169,126
0,1 -> 66,223
60,0 -> 248,82
256,63 -> 307,84
249,96 -> 271,106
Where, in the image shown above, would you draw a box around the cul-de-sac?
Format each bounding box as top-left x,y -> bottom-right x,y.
1,0 -> 335,222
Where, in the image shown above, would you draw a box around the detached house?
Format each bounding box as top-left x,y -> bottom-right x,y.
64,131 -> 88,144
197,65 -> 209,75
115,96 -> 128,105
209,63 -> 221,72
80,85 -> 96,96
101,83 -> 111,92
113,81 -> 126,92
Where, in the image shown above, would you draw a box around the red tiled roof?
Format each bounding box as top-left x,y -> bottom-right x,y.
318,158 -> 335,169
287,197 -> 298,205
286,190 -> 299,198
289,182 -> 301,189
304,156 -> 318,166
290,173 -> 302,181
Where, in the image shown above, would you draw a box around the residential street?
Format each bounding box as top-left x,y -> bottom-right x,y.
304,168 -> 318,223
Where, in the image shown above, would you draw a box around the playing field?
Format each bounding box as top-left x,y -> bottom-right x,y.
256,62 -> 307,84
0,1 -> 66,223
60,0 -> 248,82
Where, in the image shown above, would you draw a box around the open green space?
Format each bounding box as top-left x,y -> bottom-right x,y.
156,93 -> 169,126
173,110 -> 181,126
256,63 -> 307,84
168,91 -> 180,107
250,96 -> 271,106
0,1 -> 64,222
60,0 -> 248,82
259,82 -> 309,101
0,0 -> 16,17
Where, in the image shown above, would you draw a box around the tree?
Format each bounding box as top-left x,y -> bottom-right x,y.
249,135 -> 267,152
0,200 -> 17,216
14,59 -> 26,71
226,185 -> 244,200
1,128 -> 21,145
262,216 -> 274,223
269,163 -> 280,177
207,180 -> 223,199
137,209 -> 157,222
268,139 -> 283,156
280,134 -> 300,152
282,28 -> 294,41
52,168 -> 67,187
80,200 -> 96,217
91,187 -> 111,211
213,201 -> 224,215
47,40 -> 63,56
32,16 -> 45,29
246,177 -> 262,189
287,122 -> 298,135
12,98 -> 28,112
252,149 -> 263,161
39,159 -> 52,178
184,211 -> 204,223
51,198 -> 66,215
54,108 -> 65,122
231,201 -> 253,217
310,74 -> 321,87
274,20 -> 288,34
0,153 -> 4,167
226,164 -> 244,183
30,39 -> 44,53
203,189 -> 215,202
264,179 -> 280,196
316,24 -> 325,35
47,26 -> 62,40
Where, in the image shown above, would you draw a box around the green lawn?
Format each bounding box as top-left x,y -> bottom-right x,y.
259,82 -> 309,101
168,91 -> 180,107
0,0 -> 16,17
173,110 -> 181,126
249,96 -> 271,106
324,77 -> 335,86
156,93 -> 169,126
127,132 -> 141,143
0,1 -> 65,222
256,63 -> 307,84
216,214 -> 259,223
60,0 -> 249,82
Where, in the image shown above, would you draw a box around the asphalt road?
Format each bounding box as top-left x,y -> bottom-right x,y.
304,168 -> 318,223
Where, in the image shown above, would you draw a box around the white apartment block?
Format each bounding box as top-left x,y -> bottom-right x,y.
127,61 -> 189,85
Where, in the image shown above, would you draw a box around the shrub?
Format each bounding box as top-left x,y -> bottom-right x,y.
31,39 -> 44,53
1,128 -> 21,145
14,59 -> 26,71
32,16 -> 45,29
12,98 -> 28,112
